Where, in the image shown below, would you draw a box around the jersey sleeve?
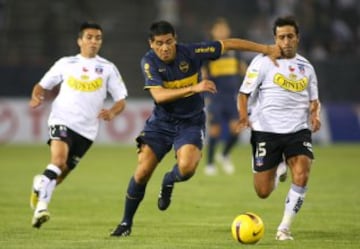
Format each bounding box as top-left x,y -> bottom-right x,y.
107,64 -> 128,101
188,41 -> 222,61
239,54 -> 266,94
39,58 -> 65,89
308,65 -> 319,101
140,57 -> 163,89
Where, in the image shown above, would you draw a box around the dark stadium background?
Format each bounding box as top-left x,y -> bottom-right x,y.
0,0 -> 359,142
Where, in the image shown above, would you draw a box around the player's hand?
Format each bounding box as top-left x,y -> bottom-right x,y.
98,109 -> 115,121
192,80 -> 217,94
235,116 -> 250,133
310,114 -> 321,132
29,94 -> 44,108
266,45 -> 281,66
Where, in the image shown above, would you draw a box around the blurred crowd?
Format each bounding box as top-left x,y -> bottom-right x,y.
160,0 -> 359,62
0,0 -> 358,100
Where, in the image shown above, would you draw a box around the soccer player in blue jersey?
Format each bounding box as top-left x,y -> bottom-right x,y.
110,20 -> 280,237
203,18 -> 248,175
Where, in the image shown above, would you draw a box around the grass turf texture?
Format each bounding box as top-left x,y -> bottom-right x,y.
0,143 -> 359,249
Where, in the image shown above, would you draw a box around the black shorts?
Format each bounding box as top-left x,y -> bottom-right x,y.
47,125 -> 93,170
250,129 -> 314,172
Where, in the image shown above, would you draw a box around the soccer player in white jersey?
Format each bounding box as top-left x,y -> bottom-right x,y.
237,16 -> 321,241
28,22 -> 128,228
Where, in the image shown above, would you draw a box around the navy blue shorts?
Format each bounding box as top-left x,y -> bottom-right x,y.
136,111 -> 206,162
206,96 -> 238,124
250,129 -> 314,172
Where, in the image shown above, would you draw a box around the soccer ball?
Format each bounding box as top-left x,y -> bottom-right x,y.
231,212 -> 265,244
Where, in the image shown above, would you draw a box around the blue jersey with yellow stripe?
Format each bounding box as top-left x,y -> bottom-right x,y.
141,41 -> 222,119
205,50 -> 242,99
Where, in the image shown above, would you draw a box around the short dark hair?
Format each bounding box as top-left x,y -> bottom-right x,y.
211,17 -> 229,28
272,16 -> 299,36
78,21 -> 103,38
148,20 -> 176,41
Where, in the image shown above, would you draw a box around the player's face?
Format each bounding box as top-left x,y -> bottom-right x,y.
78,28 -> 103,58
274,25 -> 299,58
149,33 -> 177,63
211,23 -> 231,40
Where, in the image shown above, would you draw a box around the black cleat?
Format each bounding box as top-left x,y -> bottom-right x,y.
110,222 -> 132,237
158,183 -> 174,211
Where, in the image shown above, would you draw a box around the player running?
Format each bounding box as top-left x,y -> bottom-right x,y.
237,16 -> 321,240
29,22 -> 127,228
110,20 -> 280,237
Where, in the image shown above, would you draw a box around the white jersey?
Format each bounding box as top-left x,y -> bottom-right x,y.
39,54 -> 128,140
240,54 -> 318,133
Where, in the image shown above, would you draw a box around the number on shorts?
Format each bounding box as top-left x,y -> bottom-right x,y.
255,142 -> 266,157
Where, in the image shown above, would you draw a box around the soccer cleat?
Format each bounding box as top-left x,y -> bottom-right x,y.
158,180 -> 174,211
204,164 -> 218,176
32,209 -> 50,229
275,229 -> 294,241
30,175 -> 42,209
216,154 -> 235,174
276,161 -> 288,183
110,222 -> 132,237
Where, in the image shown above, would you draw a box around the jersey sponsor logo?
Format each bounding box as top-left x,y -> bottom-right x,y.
179,61 -> 189,73
273,73 -> 308,92
163,73 -> 198,97
67,76 -> 103,92
194,46 -> 216,54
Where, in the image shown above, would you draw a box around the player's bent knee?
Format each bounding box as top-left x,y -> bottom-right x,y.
255,186 -> 272,199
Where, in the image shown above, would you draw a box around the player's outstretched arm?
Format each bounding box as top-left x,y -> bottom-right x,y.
29,83 -> 45,108
221,39 -> 281,65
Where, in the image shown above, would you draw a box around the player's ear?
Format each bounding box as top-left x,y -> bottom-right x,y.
148,39 -> 154,48
77,38 -> 82,48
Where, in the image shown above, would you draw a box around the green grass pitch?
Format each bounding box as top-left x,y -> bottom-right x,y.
0,143 -> 359,249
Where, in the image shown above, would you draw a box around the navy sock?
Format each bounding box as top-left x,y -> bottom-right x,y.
162,164 -> 193,186
222,134 -> 238,156
122,176 -> 146,226
207,136 -> 218,164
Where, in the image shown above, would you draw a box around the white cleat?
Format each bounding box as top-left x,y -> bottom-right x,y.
276,229 -> 294,241
32,209 -> 50,229
204,165 -> 218,176
216,154 -> 235,175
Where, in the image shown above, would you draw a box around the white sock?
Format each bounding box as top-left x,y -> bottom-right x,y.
274,161 -> 287,189
277,184 -> 307,231
36,164 -> 61,211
